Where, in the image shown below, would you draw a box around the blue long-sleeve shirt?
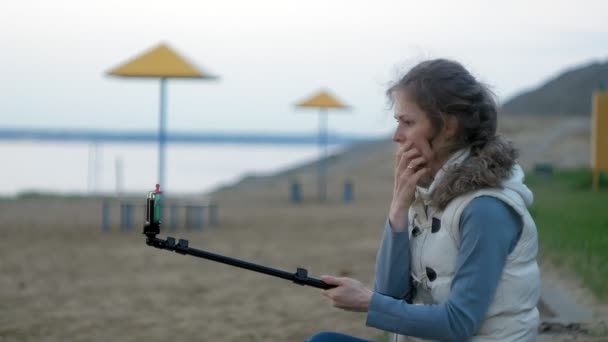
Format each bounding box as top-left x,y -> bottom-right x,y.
366,196 -> 522,341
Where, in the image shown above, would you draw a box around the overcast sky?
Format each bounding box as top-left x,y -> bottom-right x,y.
1,0 -> 607,136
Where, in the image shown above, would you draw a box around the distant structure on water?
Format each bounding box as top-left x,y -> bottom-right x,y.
0,128 -> 379,145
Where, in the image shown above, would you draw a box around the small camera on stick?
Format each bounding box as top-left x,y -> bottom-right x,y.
142,184 -> 334,290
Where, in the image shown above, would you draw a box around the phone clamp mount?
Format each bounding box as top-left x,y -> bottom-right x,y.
142,184 -> 335,290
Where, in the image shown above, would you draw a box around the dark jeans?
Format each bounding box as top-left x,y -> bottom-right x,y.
305,331 -> 374,342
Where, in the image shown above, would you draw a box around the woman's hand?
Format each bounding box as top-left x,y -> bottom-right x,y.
389,141 -> 429,231
320,275 -> 373,312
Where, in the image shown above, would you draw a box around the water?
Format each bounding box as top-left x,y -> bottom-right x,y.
0,142 -> 342,196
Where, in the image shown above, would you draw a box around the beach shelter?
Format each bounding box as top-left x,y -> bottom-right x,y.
296,89 -> 349,201
106,43 -> 217,191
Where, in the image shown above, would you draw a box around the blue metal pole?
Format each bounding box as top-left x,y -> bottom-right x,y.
101,200 -> 110,232
126,203 -> 134,231
159,78 -> 167,192
318,108 -> 328,201
185,205 -> 192,229
120,203 -> 134,231
343,180 -> 353,203
196,206 -> 203,230
209,204 -> 218,226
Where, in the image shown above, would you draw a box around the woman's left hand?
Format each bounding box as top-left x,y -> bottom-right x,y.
320,275 -> 373,312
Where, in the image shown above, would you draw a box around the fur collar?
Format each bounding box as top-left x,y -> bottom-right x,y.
416,136 -> 518,210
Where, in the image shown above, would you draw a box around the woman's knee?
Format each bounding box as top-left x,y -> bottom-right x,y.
305,331 -> 362,342
307,331 -> 336,342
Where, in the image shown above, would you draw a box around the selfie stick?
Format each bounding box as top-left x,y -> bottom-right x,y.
143,184 -> 335,290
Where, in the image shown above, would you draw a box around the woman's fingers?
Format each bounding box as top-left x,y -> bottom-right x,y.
397,151 -> 424,180
320,276 -> 345,298
320,275 -> 343,286
320,277 -> 372,312
392,142 -> 430,215
396,164 -> 429,195
393,148 -> 424,196
399,162 -> 428,181
417,137 -> 434,162
397,148 -> 422,172
409,167 -> 429,185
395,141 -> 413,166
407,156 -> 426,171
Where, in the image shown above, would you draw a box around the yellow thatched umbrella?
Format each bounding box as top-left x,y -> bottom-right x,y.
296,89 -> 350,201
106,43 -> 218,191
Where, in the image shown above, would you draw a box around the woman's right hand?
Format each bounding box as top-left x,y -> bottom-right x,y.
389,141 -> 429,231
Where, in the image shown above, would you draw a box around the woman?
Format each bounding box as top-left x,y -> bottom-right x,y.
307,59 -> 540,341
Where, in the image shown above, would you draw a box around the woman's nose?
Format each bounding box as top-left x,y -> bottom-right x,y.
393,126 -> 405,143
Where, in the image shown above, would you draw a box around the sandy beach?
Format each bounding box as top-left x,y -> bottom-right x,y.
0,114 -> 599,341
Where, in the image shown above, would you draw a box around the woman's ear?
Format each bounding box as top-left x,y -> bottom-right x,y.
444,116 -> 459,142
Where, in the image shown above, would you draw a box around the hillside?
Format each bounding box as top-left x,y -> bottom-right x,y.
501,59 -> 608,116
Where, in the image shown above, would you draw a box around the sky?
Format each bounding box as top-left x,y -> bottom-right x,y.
1,0 -> 607,137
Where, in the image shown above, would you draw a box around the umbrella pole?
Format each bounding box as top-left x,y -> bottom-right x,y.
158,78 -> 167,191
318,108 -> 328,201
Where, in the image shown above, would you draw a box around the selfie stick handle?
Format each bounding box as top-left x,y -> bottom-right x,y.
143,184 -> 334,290
145,236 -> 334,289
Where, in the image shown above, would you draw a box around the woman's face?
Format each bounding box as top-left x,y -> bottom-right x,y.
391,90 -> 453,186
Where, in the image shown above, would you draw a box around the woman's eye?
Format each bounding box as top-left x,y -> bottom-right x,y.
395,118 -> 413,126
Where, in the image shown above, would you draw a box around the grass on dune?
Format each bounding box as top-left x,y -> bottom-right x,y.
526,169 -> 608,300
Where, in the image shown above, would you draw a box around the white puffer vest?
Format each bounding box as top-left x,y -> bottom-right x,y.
395,149 -> 540,342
